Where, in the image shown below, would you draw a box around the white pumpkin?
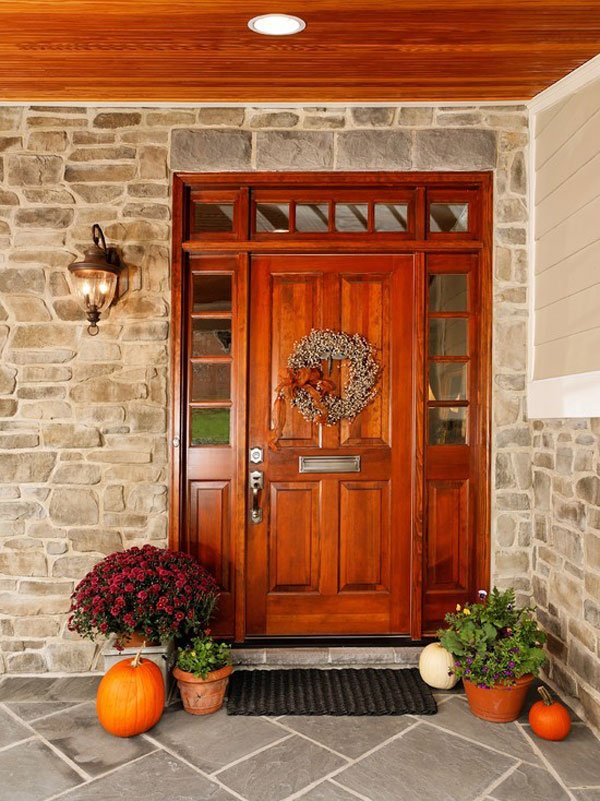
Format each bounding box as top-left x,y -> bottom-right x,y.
418,642 -> 459,690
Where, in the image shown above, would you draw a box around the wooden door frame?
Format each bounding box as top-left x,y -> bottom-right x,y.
169,171 -> 493,643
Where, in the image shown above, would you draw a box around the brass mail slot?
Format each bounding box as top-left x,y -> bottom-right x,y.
299,455 -> 361,474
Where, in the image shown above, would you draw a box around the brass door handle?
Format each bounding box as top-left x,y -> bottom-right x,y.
249,470 -> 264,524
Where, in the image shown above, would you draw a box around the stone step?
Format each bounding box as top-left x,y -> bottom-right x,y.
232,646 -> 423,668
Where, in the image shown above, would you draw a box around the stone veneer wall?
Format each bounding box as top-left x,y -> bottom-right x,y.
530,418 -> 600,728
0,104 -> 530,674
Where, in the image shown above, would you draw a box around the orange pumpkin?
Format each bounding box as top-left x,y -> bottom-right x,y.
529,686 -> 571,741
96,649 -> 164,737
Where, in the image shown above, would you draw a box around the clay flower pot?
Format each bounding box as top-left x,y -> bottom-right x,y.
121,632 -> 159,648
173,665 -> 233,715
463,674 -> 534,723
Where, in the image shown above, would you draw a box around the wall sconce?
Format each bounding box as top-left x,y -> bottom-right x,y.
68,224 -> 126,336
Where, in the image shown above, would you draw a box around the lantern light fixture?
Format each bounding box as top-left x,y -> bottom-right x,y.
68,224 -> 125,336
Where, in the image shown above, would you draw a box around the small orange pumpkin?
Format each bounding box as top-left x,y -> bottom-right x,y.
97,648 -> 164,737
529,686 -> 571,741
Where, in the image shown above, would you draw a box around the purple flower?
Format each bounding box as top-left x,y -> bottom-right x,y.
508,661 -> 516,668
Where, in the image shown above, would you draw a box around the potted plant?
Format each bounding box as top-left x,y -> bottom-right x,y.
68,545 -> 220,650
173,632 -> 233,715
439,588 -> 546,722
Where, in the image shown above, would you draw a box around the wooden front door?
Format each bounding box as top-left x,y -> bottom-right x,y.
170,172 -> 492,643
246,254 -> 415,635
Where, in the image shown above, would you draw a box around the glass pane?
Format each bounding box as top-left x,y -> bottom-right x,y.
256,203 -> 290,233
193,203 -> 234,233
429,318 -> 468,356
430,203 -> 469,233
295,203 -> 329,232
192,274 -> 232,312
191,363 -> 231,402
192,319 -> 232,357
335,203 -> 368,232
191,407 -> 230,446
429,362 -> 467,401
374,203 -> 408,232
428,407 -> 467,445
429,274 -> 468,312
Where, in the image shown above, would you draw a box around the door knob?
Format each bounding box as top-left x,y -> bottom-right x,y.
249,470 -> 264,524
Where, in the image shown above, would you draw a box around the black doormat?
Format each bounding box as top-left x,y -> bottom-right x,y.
226,667 -> 437,716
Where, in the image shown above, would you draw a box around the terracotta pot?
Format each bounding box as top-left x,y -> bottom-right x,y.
173,665 -> 233,715
463,674 -> 534,723
121,632 -> 159,648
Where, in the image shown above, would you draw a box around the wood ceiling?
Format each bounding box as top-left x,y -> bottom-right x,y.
0,1 -> 598,103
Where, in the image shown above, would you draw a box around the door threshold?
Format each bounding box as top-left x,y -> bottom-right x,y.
234,636 -> 432,648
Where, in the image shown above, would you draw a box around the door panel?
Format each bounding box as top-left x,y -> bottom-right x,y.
189,481 -> 232,592
339,481 -> 390,592
246,253 -> 414,636
269,482 -> 320,592
271,274 -> 322,446
340,274 -> 390,446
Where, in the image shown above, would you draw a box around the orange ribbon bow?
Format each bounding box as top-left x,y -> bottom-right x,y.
268,367 -> 336,451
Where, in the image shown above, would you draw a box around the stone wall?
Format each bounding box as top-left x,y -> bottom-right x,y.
0,104 -> 529,673
531,418 -> 600,728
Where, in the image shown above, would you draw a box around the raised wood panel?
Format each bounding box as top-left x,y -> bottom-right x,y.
339,482 -> 390,592
0,3 -> 598,102
426,480 -> 469,590
269,482 -> 320,592
271,274 -> 322,446
340,274 -> 390,446
189,480 -> 231,590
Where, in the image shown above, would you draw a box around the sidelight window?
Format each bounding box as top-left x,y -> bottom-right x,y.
427,271 -> 470,445
189,272 -> 234,446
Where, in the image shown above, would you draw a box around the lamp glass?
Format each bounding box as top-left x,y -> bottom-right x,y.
70,268 -> 118,314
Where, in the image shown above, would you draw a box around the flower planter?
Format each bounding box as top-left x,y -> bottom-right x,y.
173,664 -> 233,715
463,674 -> 534,723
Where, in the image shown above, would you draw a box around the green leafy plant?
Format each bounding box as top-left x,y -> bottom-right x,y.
176,633 -> 232,679
438,588 -> 546,688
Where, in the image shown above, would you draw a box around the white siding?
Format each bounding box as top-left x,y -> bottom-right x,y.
533,76 -> 600,380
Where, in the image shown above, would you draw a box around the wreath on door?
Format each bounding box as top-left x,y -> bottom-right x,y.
269,329 -> 381,450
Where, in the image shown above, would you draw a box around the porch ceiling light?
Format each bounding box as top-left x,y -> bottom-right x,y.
68,224 -> 126,336
248,14 -> 306,35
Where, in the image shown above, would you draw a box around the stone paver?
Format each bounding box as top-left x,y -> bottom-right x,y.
31,701 -> 155,777
334,723 -> 516,801
278,714 -> 412,758
424,696 -> 541,764
56,750 -> 238,801
217,735 -> 347,801
0,739 -> 82,801
491,762 -> 571,801
521,723 -> 600,788
0,679 -> 596,801
0,705 -> 32,748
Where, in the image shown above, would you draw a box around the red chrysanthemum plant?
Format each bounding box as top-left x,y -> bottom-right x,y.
68,545 -> 220,650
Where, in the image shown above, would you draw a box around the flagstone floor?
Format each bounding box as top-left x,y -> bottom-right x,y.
0,674 -> 598,801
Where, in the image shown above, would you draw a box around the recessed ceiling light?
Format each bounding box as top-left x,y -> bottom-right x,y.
248,14 -> 306,36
